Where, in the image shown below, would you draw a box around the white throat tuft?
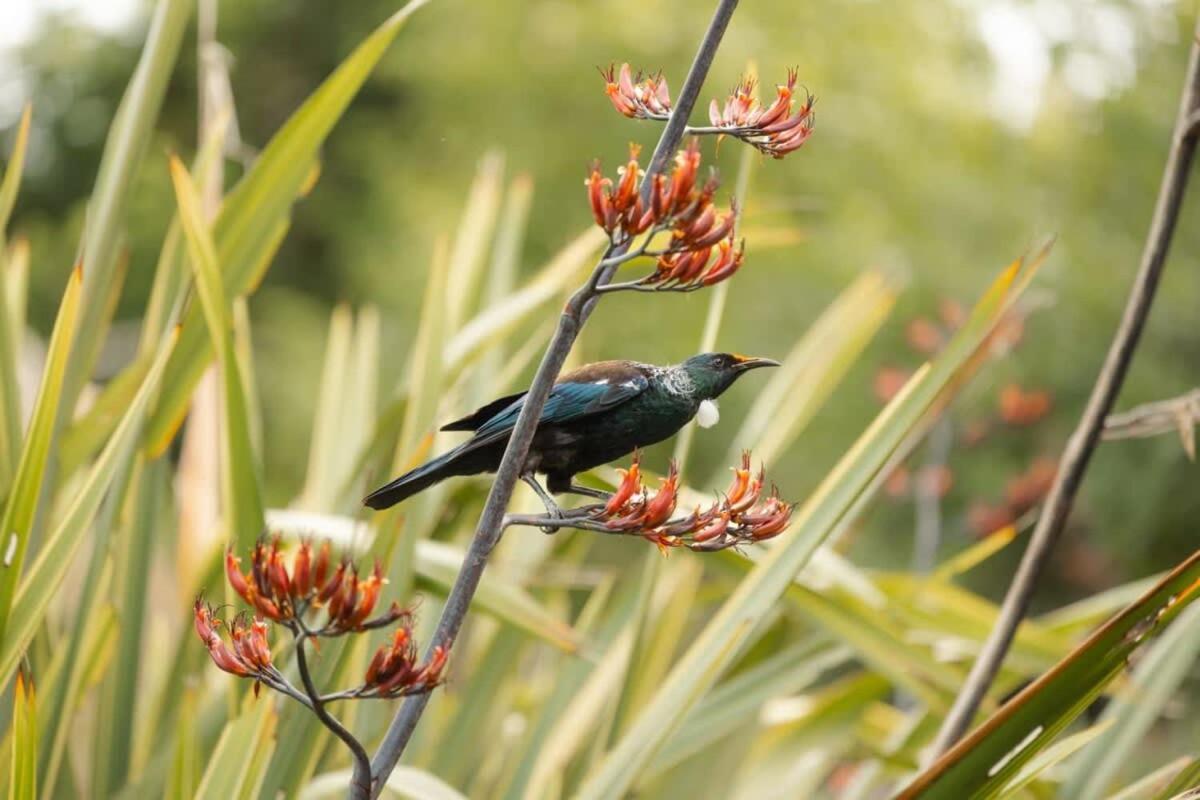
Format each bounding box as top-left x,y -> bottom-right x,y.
696,399 -> 720,429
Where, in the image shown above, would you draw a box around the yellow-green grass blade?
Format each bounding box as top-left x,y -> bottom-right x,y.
233,298 -> 263,459
442,227 -> 606,376
1037,574 -> 1161,638
169,157 -> 264,547
194,698 -> 276,800
446,152 -> 504,332
472,174 -> 533,395
63,0 -> 191,415
37,461 -> 129,799
299,305 -> 379,512
0,106 -> 31,485
414,539 -> 582,654
0,323 -> 178,686
1154,757 -> 1200,799
610,559 -> 704,741
0,104 -> 31,238
1103,757 -> 1197,800
873,573 -> 1068,673
375,236 -> 449,595
429,625 -> 525,785
502,573 -> 641,800
58,353 -> 153,478
300,305 -> 354,510
714,547 -> 988,708
92,459 -> 168,794
723,671 -> 892,791
1060,601 -> 1200,799
0,258 -> 21,493
995,720 -> 1114,799
0,266 -> 82,647
726,269 -> 899,468
785,584 -> 962,710
932,525 -> 1022,582
9,669 -> 35,800
163,688 -> 200,800
4,238 -> 28,348
56,126 -> 228,481
647,639 -> 851,778
898,549 -> 1200,799
145,0 -> 430,454
575,248 -> 1047,800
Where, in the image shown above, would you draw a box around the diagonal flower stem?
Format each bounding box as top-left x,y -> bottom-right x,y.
930,17 -> 1200,758
292,629 -> 374,796
365,1 -> 741,795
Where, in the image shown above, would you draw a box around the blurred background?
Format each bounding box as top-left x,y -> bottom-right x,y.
1,0 -> 1197,606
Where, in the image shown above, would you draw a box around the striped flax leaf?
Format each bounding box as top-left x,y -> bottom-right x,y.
1061,601 -> 1200,799
899,549 -> 1200,799
10,670 -> 35,800
0,323 -> 178,686
0,267 -> 83,647
62,0 -> 191,416
168,157 -> 264,548
194,697 -> 276,800
0,105 -> 32,485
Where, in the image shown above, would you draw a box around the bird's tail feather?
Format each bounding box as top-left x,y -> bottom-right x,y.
363,443 -> 473,510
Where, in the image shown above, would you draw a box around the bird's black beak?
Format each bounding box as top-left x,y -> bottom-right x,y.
731,355 -> 781,373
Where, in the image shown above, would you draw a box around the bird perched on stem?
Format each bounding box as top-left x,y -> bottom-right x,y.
364,353 -> 778,513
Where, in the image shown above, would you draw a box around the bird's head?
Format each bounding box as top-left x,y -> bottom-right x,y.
680,352 -> 780,398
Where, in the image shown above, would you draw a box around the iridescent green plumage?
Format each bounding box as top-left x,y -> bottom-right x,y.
363,353 -> 777,510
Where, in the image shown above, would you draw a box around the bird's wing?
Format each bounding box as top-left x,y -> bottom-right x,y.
441,390 -> 528,432
469,367 -> 649,444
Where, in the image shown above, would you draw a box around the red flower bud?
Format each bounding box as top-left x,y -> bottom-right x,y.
604,457 -> 642,517
700,239 -> 744,286
225,551 -> 254,604
294,542 -> 313,598
641,462 -> 679,528
313,540 -> 331,589
691,510 -> 731,544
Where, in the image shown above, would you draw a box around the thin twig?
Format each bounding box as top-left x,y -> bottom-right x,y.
365,2 -> 741,794
930,18 -> 1200,757
1103,387 -> 1199,460
293,630 -> 374,800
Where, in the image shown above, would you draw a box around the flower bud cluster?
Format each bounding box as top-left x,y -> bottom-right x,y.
225,538 -> 402,634
707,70 -> 815,158
194,601 -> 277,686
586,141 -> 745,290
363,625 -> 448,699
594,452 -> 794,552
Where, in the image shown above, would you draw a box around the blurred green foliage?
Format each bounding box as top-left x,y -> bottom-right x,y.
4,0 -> 1198,599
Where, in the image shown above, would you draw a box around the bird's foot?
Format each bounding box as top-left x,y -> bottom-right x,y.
521,474 -> 565,533
567,483 -> 611,501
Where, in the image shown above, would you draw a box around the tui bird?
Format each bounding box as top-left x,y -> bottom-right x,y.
363,353 -> 779,512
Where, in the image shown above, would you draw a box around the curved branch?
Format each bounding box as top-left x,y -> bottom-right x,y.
294,633 -> 373,800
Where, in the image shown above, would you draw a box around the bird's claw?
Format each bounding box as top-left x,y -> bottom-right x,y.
539,506 -> 565,535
